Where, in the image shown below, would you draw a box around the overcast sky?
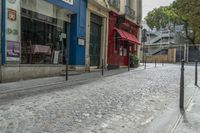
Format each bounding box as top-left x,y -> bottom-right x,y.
143,0 -> 175,19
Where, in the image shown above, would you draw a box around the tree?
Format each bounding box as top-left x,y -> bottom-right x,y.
145,0 -> 200,44
145,4 -> 180,30
176,0 -> 200,44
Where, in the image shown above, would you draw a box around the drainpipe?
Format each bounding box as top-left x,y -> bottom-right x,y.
0,1 -> 2,83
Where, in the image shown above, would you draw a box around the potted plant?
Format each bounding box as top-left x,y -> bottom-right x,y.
130,54 -> 139,68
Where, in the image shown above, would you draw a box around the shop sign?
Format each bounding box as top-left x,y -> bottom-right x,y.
78,38 -> 85,46
7,41 -> 20,61
7,8 -> 17,21
62,0 -> 73,5
8,0 -> 17,4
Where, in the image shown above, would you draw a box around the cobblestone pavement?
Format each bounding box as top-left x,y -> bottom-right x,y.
0,64 -> 197,133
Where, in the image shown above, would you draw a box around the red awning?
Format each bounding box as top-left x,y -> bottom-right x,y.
114,28 -> 140,45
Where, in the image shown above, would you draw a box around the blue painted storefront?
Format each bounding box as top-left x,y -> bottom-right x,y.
47,0 -> 87,66
1,0 -> 6,64
1,0 -> 87,66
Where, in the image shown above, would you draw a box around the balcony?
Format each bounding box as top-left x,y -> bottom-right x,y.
125,5 -> 135,20
107,0 -> 120,11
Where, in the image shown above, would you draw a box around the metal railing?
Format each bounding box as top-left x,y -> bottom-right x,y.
125,5 -> 135,20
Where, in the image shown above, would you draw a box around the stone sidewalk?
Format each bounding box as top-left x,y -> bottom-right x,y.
173,86 -> 200,133
0,63 -> 155,94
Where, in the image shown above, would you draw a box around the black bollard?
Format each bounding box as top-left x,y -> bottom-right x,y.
66,55 -> 68,81
144,58 -> 147,69
155,59 -> 157,68
66,64 -> 68,81
128,55 -> 130,71
102,59 -> 104,76
195,60 -> 198,86
180,59 -> 185,109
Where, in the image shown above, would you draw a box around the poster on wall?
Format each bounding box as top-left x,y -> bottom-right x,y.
7,8 -> 17,21
7,41 -> 20,61
53,51 -> 60,64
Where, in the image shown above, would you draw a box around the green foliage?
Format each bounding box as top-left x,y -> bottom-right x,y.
145,3 -> 180,30
145,0 -> 200,44
176,0 -> 200,44
130,54 -> 139,66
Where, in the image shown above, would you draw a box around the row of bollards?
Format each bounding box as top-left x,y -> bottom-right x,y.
179,60 -> 198,110
144,59 -> 164,69
66,58 -> 166,79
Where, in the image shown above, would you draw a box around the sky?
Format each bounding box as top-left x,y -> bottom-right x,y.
143,0 -> 175,19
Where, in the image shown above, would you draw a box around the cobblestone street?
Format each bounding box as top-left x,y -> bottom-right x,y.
0,64 -> 197,133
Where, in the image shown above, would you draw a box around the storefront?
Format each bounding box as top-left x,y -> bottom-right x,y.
0,0 -> 87,82
107,11 -> 140,68
85,0 -> 109,70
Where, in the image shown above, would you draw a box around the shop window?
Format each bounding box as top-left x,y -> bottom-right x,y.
123,48 -> 127,56
120,44 -> 123,56
20,1 -> 69,64
114,32 -> 118,53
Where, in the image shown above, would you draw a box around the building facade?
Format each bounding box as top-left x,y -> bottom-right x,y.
0,0 -> 87,82
0,0 -> 142,82
107,0 -> 142,68
85,0 -> 109,70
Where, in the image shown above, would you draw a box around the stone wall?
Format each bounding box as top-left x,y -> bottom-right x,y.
1,65 -> 65,82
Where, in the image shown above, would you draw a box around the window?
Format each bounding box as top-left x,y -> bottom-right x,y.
114,32 -> 118,53
120,44 -> 123,56
20,1 -> 69,64
126,0 -> 130,6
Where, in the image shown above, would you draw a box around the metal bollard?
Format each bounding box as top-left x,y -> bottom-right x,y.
180,59 -> 185,109
155,60 -> 157,68
102,59 -> 104,76
162,60 -> 164,66
128,55 -> 130,71
195,60 -> 198,86
66,64 -> 68,81
144,58 -> 147,69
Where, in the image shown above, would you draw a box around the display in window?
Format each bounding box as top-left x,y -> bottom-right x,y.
21,8 -> 67,64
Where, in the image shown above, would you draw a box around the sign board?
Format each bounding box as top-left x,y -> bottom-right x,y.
62,0 -> 73,5
7,8 -> 17,21
78,38 -> 85,46
7,41 -> 20,61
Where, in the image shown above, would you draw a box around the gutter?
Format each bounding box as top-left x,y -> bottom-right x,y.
0,0 -> 4,83
0,1 -> 2,83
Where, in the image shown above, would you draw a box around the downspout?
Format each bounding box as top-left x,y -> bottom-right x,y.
0,0 -> 5,83
0,0 -> 2,83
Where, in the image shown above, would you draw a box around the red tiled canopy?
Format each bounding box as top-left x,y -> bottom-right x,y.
114,28 -> 140,45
